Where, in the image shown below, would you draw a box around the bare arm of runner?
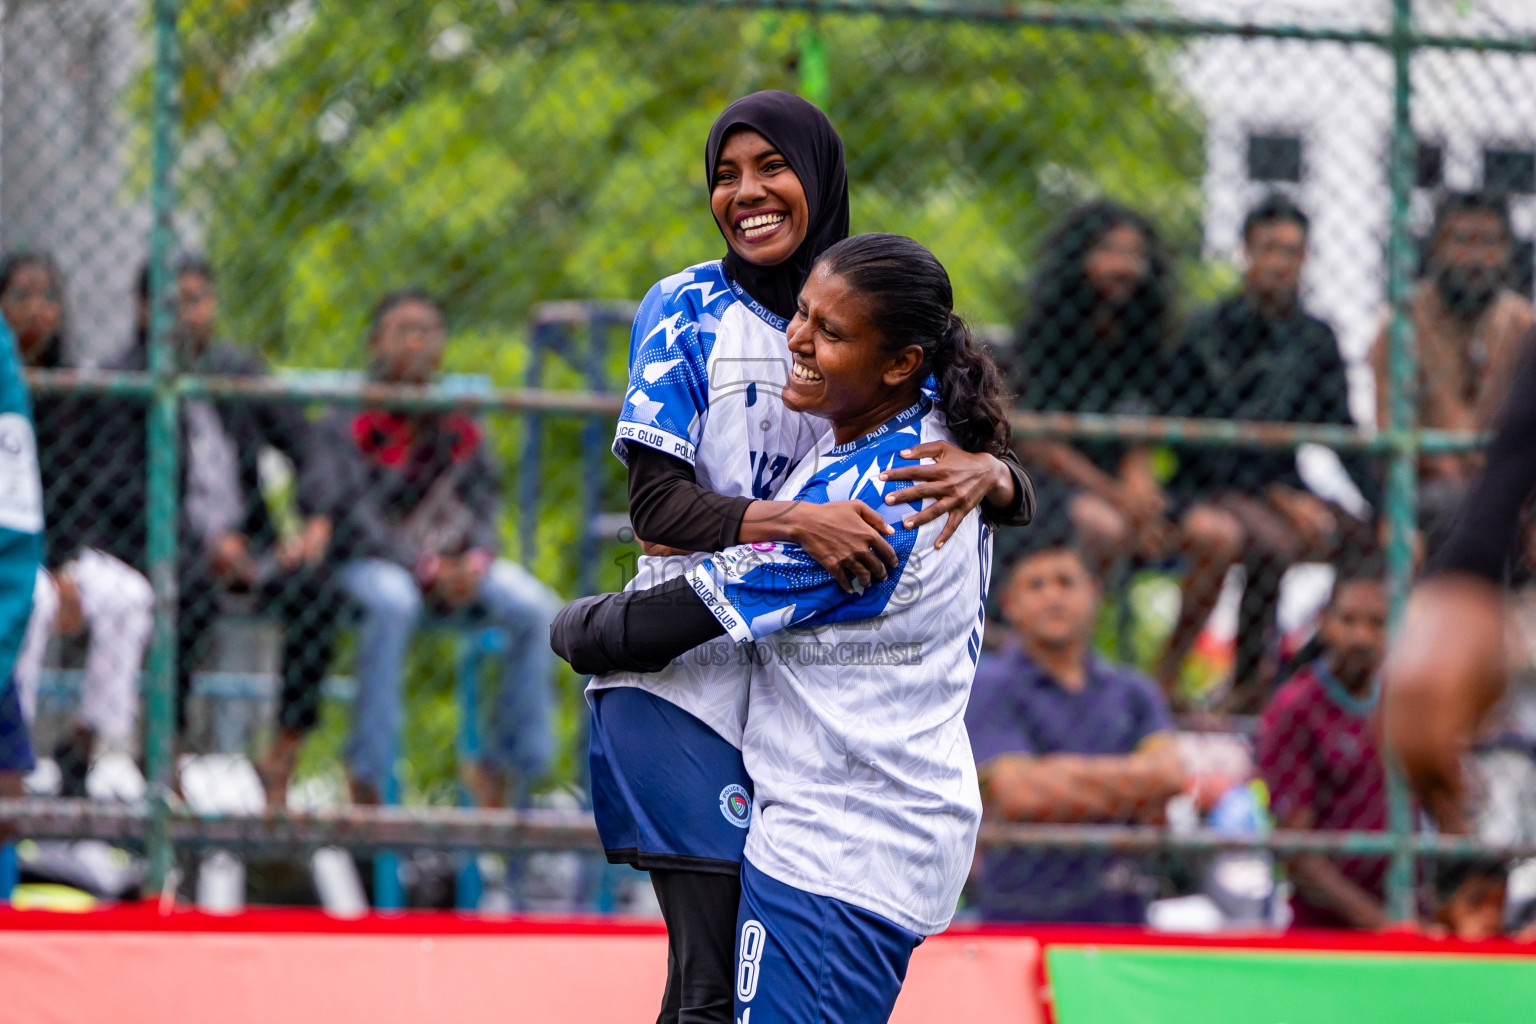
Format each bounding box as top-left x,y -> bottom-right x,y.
1386,334 -> 1536,829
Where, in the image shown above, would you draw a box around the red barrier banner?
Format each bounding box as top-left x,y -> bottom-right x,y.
0,907 -> 1044,1024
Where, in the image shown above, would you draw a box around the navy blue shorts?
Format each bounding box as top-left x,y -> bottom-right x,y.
589,687 -> 752,874
734,859 -> 922,1024
0,676 -> 34,774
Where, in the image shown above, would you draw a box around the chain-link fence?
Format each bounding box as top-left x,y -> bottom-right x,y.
1,0 -> 1535,931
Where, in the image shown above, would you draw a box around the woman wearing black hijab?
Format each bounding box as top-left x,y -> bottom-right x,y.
707,90 -> 849,322
588,92 -> 1031,1024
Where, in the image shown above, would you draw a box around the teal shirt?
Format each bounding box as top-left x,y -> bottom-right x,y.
0,319 -> 42,685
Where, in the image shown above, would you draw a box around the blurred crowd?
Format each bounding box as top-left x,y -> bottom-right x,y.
4,185 -> 1536,931
973,186 -> 1536,938
0,257 -> 560,815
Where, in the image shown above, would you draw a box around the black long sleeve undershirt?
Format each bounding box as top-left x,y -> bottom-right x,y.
1433,334 -> 1536,582
627,447 -> 754,552
550,576 -> 724,675
625,445 -> 1035,553
995,449 -> 1036,527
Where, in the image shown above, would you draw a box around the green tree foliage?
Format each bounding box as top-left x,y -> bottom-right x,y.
178,0 -> 1204,362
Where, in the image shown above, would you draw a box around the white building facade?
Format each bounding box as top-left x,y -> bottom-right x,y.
1174,0 -> 1536,424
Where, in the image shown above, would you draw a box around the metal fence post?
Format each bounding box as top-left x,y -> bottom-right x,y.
519,339 -> 546,566
1383,0 -> 1420,924
578,320 -> 606,598
144,0 -> 183,894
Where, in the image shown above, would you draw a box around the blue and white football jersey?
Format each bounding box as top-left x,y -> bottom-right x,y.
684,399 -> 992,936
590,261 -> 827,747
612,259 -> 823,494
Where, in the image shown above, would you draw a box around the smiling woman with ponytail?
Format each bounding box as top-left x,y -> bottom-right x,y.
555,232 -> 1027,1024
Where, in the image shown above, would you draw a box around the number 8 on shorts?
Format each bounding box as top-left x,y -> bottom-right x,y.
737,918 -> 766,1004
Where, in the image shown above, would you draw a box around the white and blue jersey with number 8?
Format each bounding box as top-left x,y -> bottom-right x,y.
681,399 -> 990,1024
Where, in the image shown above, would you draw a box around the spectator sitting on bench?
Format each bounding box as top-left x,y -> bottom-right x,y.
1433,858 -> 1509,941
966,538 -> 1186,924
1002,201 -> 1242,696
1,252 -> 154,796
1370,189 -> 1535,558
1256,566 -> 1394,930
1165,194 -> 1379,710
101,258 -> 346,803
307,289 -> 560,807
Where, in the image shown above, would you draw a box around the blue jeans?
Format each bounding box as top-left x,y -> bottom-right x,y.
340,558 -> 560,793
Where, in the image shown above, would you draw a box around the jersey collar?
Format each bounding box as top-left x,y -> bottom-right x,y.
827,397 -> 931,458
724,269 -> 790,332
1313,657 -> 1380,717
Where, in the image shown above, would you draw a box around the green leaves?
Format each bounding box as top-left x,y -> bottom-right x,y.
179,1 -> 1203,361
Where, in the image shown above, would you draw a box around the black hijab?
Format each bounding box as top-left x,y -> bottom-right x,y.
705,90 -> 849,322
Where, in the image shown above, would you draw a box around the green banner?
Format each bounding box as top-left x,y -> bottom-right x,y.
1048,946 -> 1536,1024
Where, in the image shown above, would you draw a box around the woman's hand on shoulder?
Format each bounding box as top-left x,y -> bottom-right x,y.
880,441 -> 1012,548
776,500 -> 897,594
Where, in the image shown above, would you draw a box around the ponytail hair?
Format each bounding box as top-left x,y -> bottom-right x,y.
932,311 -> 1011,457
814,233 -> 1011,456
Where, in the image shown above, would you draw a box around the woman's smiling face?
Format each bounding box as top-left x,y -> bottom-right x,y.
783,263 -> 924,441
711,128 -> 810,267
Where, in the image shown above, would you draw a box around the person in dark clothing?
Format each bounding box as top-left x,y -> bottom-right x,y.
104,257 -> 343,803
304,289 -> 559,807
0,252 -> 153,793
1005,201 -> 1243,696
1166,195 -> 1379,708
0,255 -> 92,564
967,544 -> 1184,924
